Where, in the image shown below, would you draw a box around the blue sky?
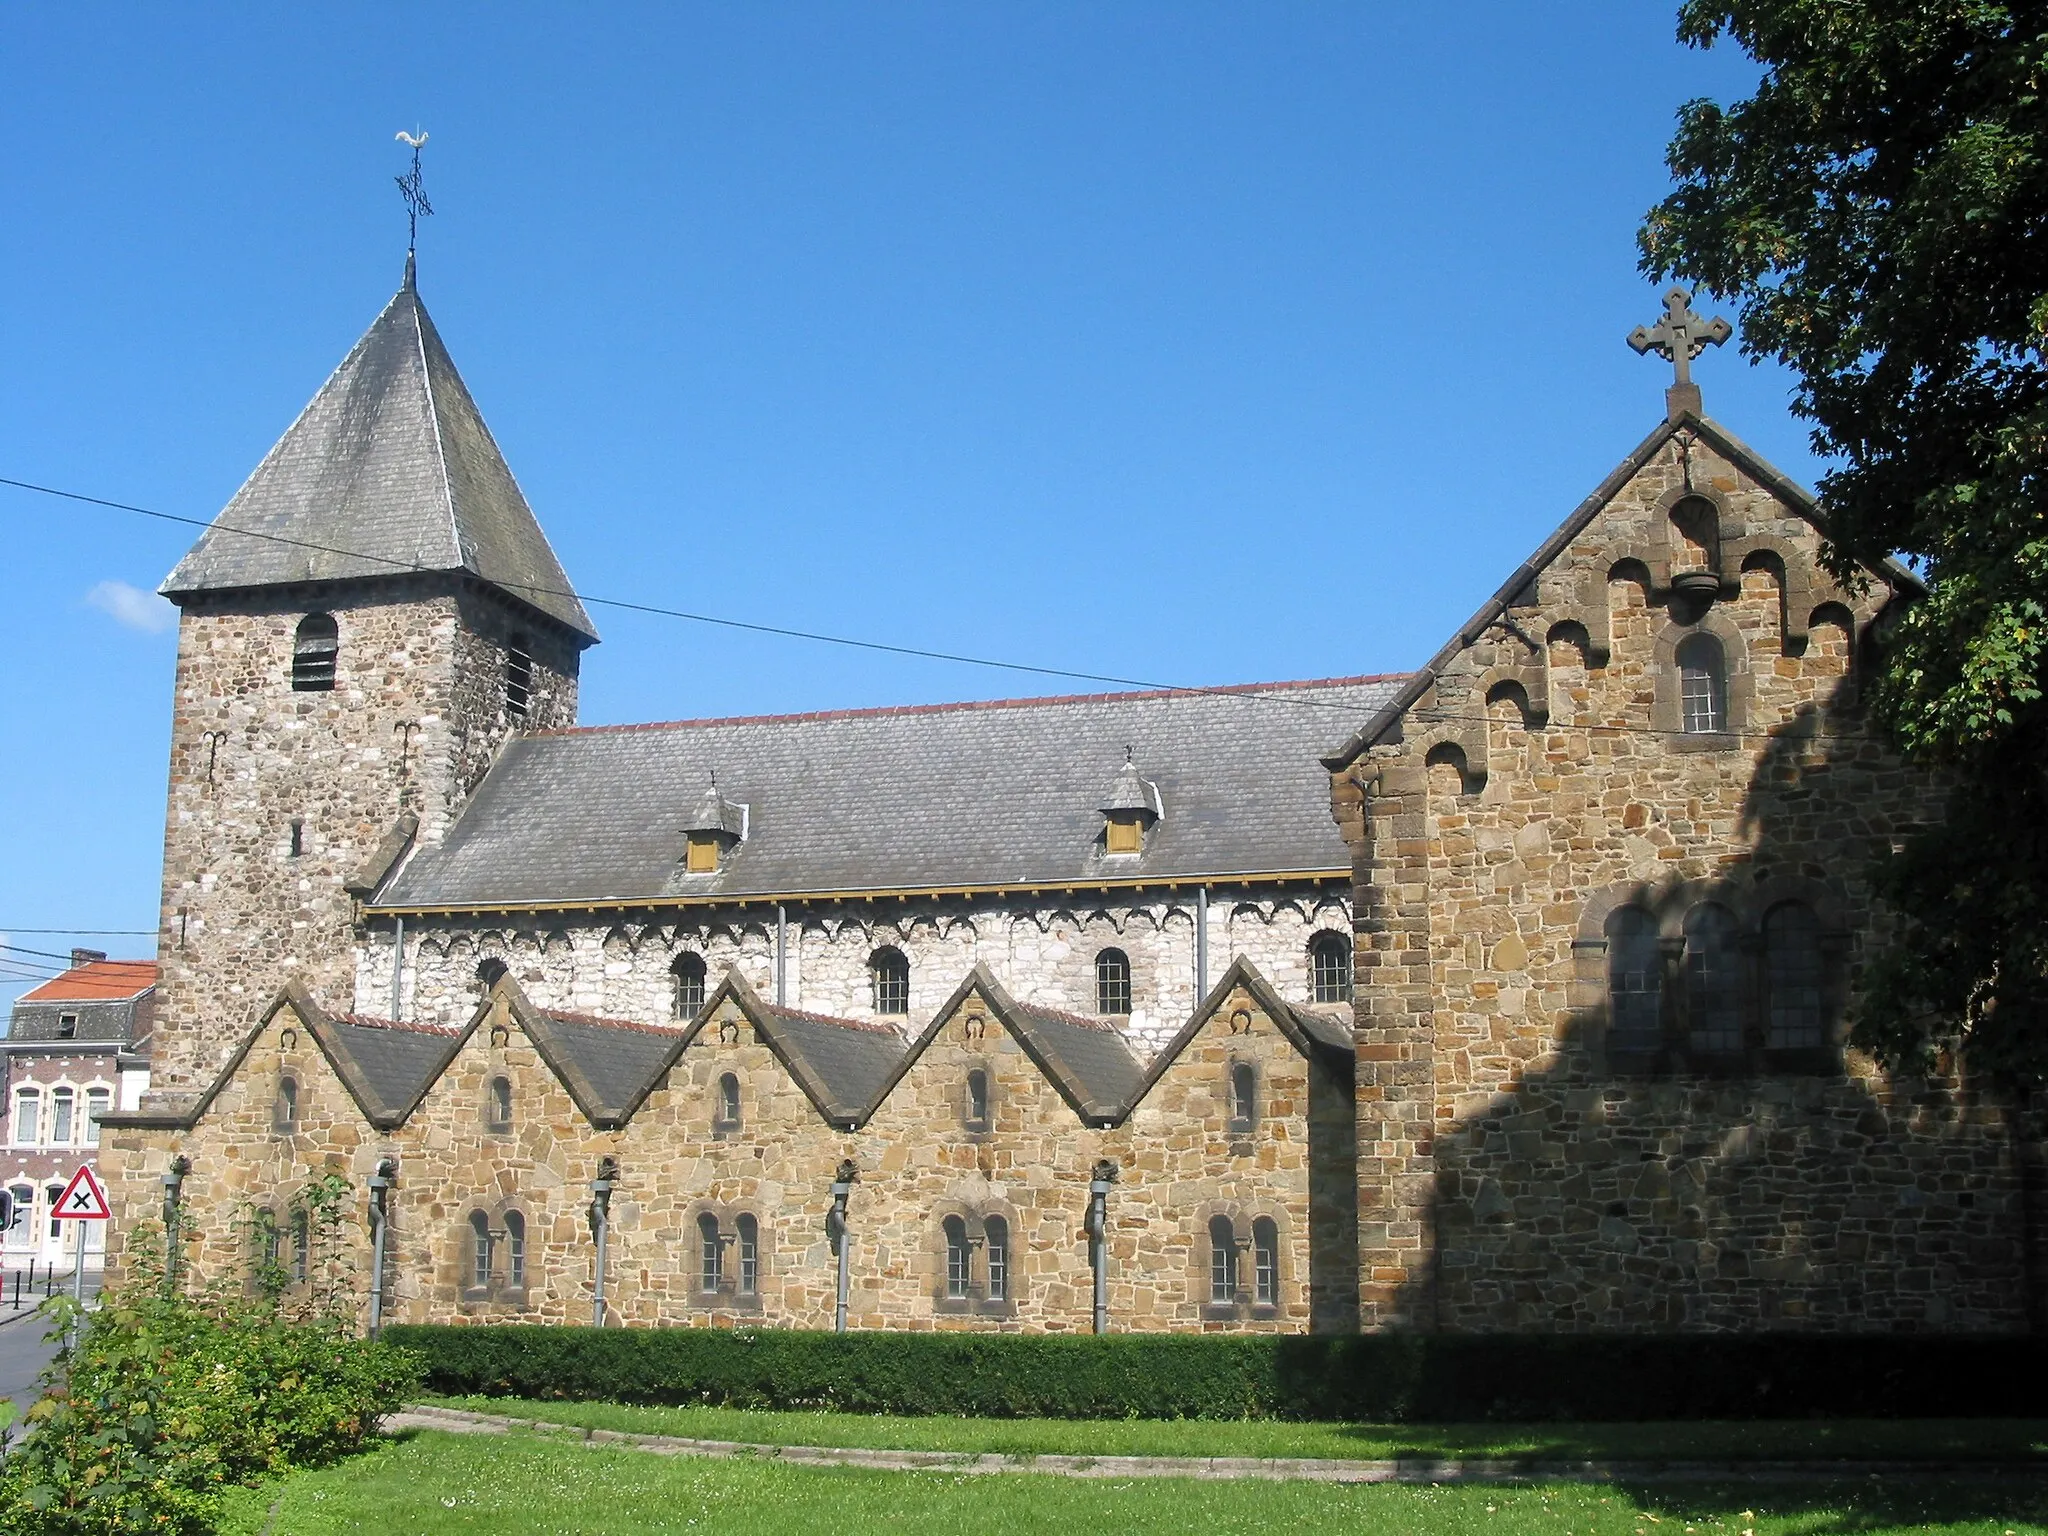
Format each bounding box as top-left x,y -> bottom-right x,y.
0,5 -> 1801,1007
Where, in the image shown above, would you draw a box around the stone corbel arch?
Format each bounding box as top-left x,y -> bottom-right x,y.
1421,737 -> 1485,796
1481,672 -> 1548,730
1651,481 -> 1739,589
1730,536 -> 1815,653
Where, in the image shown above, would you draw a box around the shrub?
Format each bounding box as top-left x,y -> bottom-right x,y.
385,1323 -> 2048,1423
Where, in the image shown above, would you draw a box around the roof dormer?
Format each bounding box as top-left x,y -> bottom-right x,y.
682,778 -> 748,875
1100,750 -> 1162,856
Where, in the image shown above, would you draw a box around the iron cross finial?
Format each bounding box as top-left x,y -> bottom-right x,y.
1628,286 -> 1732,421
394,131 -> 434,259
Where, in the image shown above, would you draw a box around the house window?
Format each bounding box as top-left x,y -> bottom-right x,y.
943,1215 -> 972,1300
10,1090 -> 36,1147
1095,948 -> 1132,1016
56,1013 -> 78,1040
964,1068 -> 990,1132
4,1185 -> 30,1244
1677,633 -> 1727,734
468,1210 -> 493,1291
290,1208 -> 310,1284
84,1089 -> 108,1148
49,1090 -> 74,1147
504,1211 -> 527,1289
685,833 -> 720,874
984,1215 -> 1010,1303
1252,1217 -> 1279,1306
275,1076 -> 299,1133
485,1076 -> 513,1133
672,952 -> 708,1019
1684,903 -> 1742,1056
1228,1063 -> 1256,1134
292,613 -> 338,692
1208,1215 -> 1237,1304
698,1212 -> 723,1293
505,635 -> 533,718
871,948 -> 910,1016
1310,932 -> 1353,1003
1765,901 -> 1826,1051
715,1072 -> 742,1131
1105,812 -> 1143,855
1605,907 -> 1662,1053
47,1186 -> 64,1242
735,1214 -> 759,1297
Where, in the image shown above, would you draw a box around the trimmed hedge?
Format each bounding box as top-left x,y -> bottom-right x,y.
384,1324 -> 2048,1422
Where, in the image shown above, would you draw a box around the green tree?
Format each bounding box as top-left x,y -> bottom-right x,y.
1640,0 -> 2048,1078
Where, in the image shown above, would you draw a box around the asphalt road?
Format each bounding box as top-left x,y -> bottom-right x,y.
0,1310 -> 63,1425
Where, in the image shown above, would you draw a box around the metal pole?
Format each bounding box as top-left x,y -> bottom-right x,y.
828,1160 -> 857,1334
390,918 -> 405,1022
589,1158 -> 617,1328
1088,1160 -> 1117,1335
367,1159 -> 396,1338
776,905 -> 788,1007
1195,887 -> 1210,1000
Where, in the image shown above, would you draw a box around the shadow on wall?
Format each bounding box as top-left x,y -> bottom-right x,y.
1393,674 -> 2039,1334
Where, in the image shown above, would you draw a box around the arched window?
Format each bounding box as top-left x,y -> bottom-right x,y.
504,1210 -> 527,1289
259,1208 -> 282,1270
1228,1063 -> 1256,1134
84,1088 -> 108,1149
291,613 -> 338,692
1095,948 -> 1132,1016
1765,901 -> 1825,1051
1676,633 -> 1727,734
697,1212 -> 723,1293
275,1076 -> 299,1133
48,1089 -> 74,1147
1310,932 -> 1353,1004
964,1068 -> 990,1131
1208,1215 -> 1238,1304
289,1208 -> 310,1284
468,1210 -> 492,1291
943,1215 -> 971,1299
1684,903 -> 1742,1055
1605,907 -> 1662,1053
4,1184 -> 30,1243
735,1213 -> 759,1296
476,957 -> 508,988
672,953 -> 708,1020
870,948 -> 910,1016
10,1090 -> 36,1148
485,1076 -> 513,1132
1252,1217 -> 1279,1306
715,1072 -> 742,1131
505,635 -> 533,718
984,1215 -> 1010,1303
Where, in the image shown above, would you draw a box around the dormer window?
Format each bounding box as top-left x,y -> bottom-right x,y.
681,778 -> 747,875
56,1013 -> 77,1040
1100,750 -> 1162,857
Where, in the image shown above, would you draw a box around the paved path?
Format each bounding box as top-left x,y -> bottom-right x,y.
386,1404 -> 2048,1486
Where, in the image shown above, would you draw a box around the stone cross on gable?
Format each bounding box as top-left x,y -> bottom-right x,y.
1628,286 -> 1733,422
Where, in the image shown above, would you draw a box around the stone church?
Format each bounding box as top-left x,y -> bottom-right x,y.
99,262 -> 2030,1335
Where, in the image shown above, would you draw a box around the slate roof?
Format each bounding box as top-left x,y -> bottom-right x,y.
375,675 -> 1404,910
324,1014 -> 464,1122
531,1007 -> 684,1125
708,975 -> 908,1126
161,260 -> 597,642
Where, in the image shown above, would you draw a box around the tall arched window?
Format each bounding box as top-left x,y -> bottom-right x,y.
1252,1217 -> 1279,1306
735,1214 -> 759,1297
984,1215 -> 1010,1303
505,635 -> 533,718
1684,903 -> 1742,1055
1095,948 -> 1132,1016
943,1215 -> 972,1299
870,948 -> 910,1015
964,1068 -> 990,1131
291,613 -> 338,692
48,1089 -> 74,1147
1605,907 -> 1662,1054
1764,901 -> 1825,1051
1208,1215 -> 1238,1304
274,1076 -> 299,1133
485,1075 -> 513,1132
715,1072 -> 742,1131
504,1210 -> 527,1289
1310,932 -> 1353,1004
1228,1062 -> 1256,1134
468,1210 -> 492,1291
9,1090 -> 36,1148
1676,633 -> 1727,734
672,953 -> 708,1020
697,1212 -> 723,1293
84,1088 -> 108,1149
289,1208 -> 310,1284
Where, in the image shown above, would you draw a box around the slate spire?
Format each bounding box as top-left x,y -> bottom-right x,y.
162,267 -> 597,643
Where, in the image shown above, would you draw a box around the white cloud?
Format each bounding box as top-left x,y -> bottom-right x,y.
86,580 -> 177,634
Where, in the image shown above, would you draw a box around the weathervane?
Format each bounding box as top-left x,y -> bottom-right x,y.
394,131 -> 434,257
1628,286 -> 1732,423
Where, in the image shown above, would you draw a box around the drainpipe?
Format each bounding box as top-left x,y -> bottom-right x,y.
827,1159 -> 857,1333
1087,1159 -> 1118,1335
1195,887 -> 1210,1000
776,905 -> 788,1007
366,1158 -> 396,1338
389,918 -> 405,1022
588,1157 -> 618,1328
159,1155 -> 190,1295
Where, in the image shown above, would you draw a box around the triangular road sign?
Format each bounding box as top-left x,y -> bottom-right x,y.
53,1164 -> 111,1221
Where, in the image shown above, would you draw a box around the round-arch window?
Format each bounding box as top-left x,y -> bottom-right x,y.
672,953 -> 708,1019
1309,932 -> 1352,1003
1095,948 -> 1132,1015
870,948 -> 910,1015
1676,633 -> 1727,734
292,614 -> 338,692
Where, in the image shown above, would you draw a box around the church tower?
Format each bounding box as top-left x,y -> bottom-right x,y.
151,257 -> 598,1091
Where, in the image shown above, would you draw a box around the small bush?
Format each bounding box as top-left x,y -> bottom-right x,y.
385,1323 -> 2048,1423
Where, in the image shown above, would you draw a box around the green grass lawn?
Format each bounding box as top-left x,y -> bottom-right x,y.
423,1394 -> 2048,1464
217,1430 -> 2048,1535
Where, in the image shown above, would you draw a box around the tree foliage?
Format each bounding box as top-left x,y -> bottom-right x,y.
1641,0 -> 2048,1078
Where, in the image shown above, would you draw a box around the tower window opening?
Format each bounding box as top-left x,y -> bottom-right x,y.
1310,932 -> 1353,1003
289,819 -> 304,858
291,614 -> 338,692
505,636 -> 533,718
